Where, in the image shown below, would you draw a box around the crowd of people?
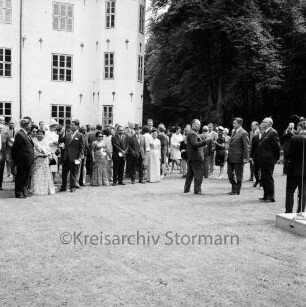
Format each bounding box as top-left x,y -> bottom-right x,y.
0,114 -> 305,214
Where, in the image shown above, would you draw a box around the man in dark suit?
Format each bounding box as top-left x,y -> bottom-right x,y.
0,124 -> 9,190
257,117 -> 280,202
250,126 -> 263,188
184,119 -> 207,195
285,121 -> 306,213
6,119 -> 15,178
11,118 -> 34,198
227,117 -> 250,195
60,119 -> 85,192
112,125 -> 128,185
129,124 -> 146,184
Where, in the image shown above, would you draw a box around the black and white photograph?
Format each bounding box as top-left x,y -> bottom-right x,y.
1,0 -> 306,306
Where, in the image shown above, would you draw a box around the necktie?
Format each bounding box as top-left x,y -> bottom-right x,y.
232,130 -> 236,138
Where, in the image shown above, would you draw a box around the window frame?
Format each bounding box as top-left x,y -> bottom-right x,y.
105,0 -> 116,29
51,53 -> 73,82
0,101 -> 12,123
51,104 -> 72,127
137,55 -> 143,82
139,4 -> 145,34
0,47 -> 12,78
102,105 -> 114,127
52,1 -> 74,32
104,52 -> 114,80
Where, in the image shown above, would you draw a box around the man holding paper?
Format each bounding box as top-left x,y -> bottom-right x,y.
60,119 -> 85,192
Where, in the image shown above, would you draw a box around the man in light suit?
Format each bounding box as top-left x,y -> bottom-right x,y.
129,124 -> 146,184
11,118 -> 34,198
111,125 -> 128,185
60,119 -> 85,192
0,124 -> 9,190
257,117 -> 280,202
184,119 -> 207,195
227,117 -> 250,195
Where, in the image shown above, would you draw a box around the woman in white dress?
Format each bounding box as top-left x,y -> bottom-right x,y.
170,126 -> 183,172
45,119 -> 59,182
147,129 -> 161,183
142,125 -> 153,180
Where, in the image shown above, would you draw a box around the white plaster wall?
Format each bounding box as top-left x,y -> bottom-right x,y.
0,0 -> 144,126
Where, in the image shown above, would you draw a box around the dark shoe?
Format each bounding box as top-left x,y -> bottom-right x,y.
183,190 -> 190,193
182,175 -> 186,178
253,181 -> 259,188
139,181 -> 145,184
0,188 -> 3,190
262,199 -> 275,203
195,192 -> 204,195
75,185 -> 80,189
228,192 -> 239,195
247,178 -> 253,182
70,188 -> 76,192
258,197 -> 266,201
16,195 -> 27,199
118,183 -> 125,185
112,183 -> 117,186
131,181 -> 135,184
59,187 -> 67,192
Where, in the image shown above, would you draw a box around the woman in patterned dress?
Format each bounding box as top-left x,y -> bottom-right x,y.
30,129 -> 55,196
90,132 -> 110,186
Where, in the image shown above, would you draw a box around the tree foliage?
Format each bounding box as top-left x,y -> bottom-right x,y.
144,0 -> 306,129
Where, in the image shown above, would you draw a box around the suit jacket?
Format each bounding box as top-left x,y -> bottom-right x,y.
228,128 -> 250,163
250,134 -> 261,162
11,129 -> 34,166
0,132 -> 9,161
112,134 -> 128,160
63,131 -> 85,162
256,128 -> 280,166
186,130 -> 207,161
129,134 -> 145,160
287,134 -> 306,177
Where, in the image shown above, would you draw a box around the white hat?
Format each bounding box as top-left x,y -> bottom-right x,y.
49,119 -> 58,127
218,126 -> 224,131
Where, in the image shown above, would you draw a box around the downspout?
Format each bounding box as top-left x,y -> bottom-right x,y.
19,0 -> 23,119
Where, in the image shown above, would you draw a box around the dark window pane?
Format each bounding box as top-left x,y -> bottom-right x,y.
59,106 -> 64,111
52,68 -> 58,80
66,57 -> 71,67
52,111 -> 57,117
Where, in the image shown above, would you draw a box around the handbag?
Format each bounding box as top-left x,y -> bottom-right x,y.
49,154 -> 57,166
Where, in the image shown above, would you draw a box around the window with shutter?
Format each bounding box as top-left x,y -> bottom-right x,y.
52,2 -> 73,32
0,0 -> 12,24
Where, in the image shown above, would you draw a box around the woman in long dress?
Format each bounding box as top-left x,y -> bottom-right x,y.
90,132 -> 110,186
147,129 -> 161,183
30,129 -> 55,196
170,126 -> 183,172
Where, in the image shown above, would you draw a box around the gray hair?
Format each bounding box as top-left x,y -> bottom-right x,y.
262,117 -> 273,127
20,118 -> 31,128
